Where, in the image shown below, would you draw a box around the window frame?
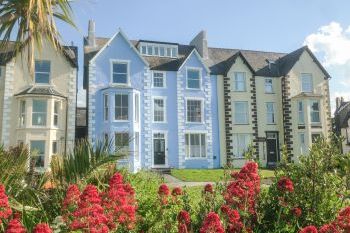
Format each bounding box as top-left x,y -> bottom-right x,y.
264,78 -> 274,93
103,94 -> 109,121
34,60 -> 51,85
310,100 -> 321,124
301,73 -> 313,93
185,132 -> 207,159
114,93 -> 129,121
134,132 -> 140,161
266,102 -> 276,124
234,101 -> 249,125
52,141 -> 58,154
110,60 -> 130,85
134,93 -> 140,123
32,99 -> 47,127
232,134 -> 252,158
186,67 -> 202,90
19,100 -> 26,127
30,140 -> 45,168
53,101 -> 60,127
115,132 -> 130,154
234,72 -> 246,92
298,101 -> 305,125
186,98 -> 204,124
152,96 -> 167,123
152,71 -> 167,88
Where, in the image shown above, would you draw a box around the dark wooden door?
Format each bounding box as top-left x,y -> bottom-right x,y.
154,138 -> 165,165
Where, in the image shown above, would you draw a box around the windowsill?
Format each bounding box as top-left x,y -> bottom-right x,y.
311,122 -> 321,125
153,121 -> 167,124
185,157 -> 207,160
232,157 -> 246,160
234,123 -> 249,125
109,83 -> 131,87
152,86 -> 167,89
186,121 -> 204,125
33,83 -> 52,87
267,123 -> 276,125
265,92 -> 275,94
186,87 -> 202,91
113,120 -> 129,123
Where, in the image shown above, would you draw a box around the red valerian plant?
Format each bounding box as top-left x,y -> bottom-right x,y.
223,162 -> 260,223
220,205 -> 243,233
0,184 -> 12,225
200,212 -> 225,233
5,218 -> 26,233
62,184 -> 80,224
177,210 -> 191,233
335,206 -> 350,231
32,223 -> 52,233
158,184 -> 170,205
299,225 -> 318,233
319,224 -> 338,233
204,184 -> 213,194
70,185 -> 109,233
292,207 -> 302,218
277,177 -> 294,193
172,187 -> 183,197
103,172 -> 137,230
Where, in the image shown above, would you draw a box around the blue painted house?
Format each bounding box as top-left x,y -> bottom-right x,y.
84,21 -> 220,172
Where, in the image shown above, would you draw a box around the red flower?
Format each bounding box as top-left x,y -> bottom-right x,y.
204,184 -> 213,194
277,177 -> 294,193
109,172 -> 124,188
200,212 -> 224,233
62,184 -> 80,211
335,206 -> 350,231
319,224 -> 339,233
0,184 -> 12,224
220,205 -> 243,233
5,218 -> 26,233
158,184 -> 170,196
32,223 -> 52,233
299,226 -> 318,233
292,207 -> 302,218
172,187 -> 182,196
178,210 -> 191,233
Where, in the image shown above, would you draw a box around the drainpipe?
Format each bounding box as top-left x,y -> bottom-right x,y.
64,97 -> 68,156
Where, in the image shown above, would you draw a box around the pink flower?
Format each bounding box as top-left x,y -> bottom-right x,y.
204,184 -> 213,194
277,177 -> 294,193
32,223 -> 52,233
109,173 -> 124,188
178,210 -> 191,233
0,184 -> 12,224
299,226 -> 318,233
319,224 -> 338,233
200,212 -> 224,233
158,184 -> 170,196
292,207 -> 302,218
172,187 -> 182,196
5,218 -> 26,233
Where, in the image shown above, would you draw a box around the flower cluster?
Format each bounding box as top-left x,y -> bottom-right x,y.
0,184 -> 12,225
204,184 -> 213,194
32,223 -> 52,233
277,177 -> 294,193
200,212 -> 225,233
221,205 -> 243,233
291,207 -> 302,218
5,218 -> 26,233
172,187 -> 182,197
177,210 -> 191,233
299,225 -> 318,233
103,172 -> 137,230
223,162 -> 260,216
62,172 -> 137,232
158,184 -> 170,205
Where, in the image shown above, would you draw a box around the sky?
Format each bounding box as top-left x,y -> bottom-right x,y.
57,0 -> 350,111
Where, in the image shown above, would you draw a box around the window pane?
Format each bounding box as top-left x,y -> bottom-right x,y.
234,102 -> 248,124
113,73 -> 127,84
115,133 -> 129,154
32,100 -> 47,126
301,74 -> 313,92
115,94 -> 128,120
113,63 -> 127,73
187,69 -> 200,89
30,141 -> 45,167
154,98 -> 165,122
310,101 -> 320,123
265,79 -> 273,93
35,61 -> 50,84
112,63 -> 128,84
153,72 -> 164,87
233,134 -> 251,158
141,46 -> 147,54
160,47 -> 165,56
171,48 -> 177,57
35,73 -> 50,84
234,72 -> 246,91
187,100 -> 202,122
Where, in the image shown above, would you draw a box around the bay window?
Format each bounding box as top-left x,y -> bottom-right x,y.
185,133 -> 206,158
32,100 -> 47,126
115,94 -> 128,120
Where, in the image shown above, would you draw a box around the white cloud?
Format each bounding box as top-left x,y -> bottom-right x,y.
304,22 -> 350,66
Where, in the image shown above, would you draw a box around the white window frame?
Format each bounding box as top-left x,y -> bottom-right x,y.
53,101 -> 60,127
264,78 -> 273,93
310,100 -> 321,123
185,98 -> 204,124
134,132 -> 140,161
32,99 -> 47,127
301,73 -> 313,93
110,59 -> 130,85
234,101 -> 249,124
266,102 -> 276,124
152,71 -> 166,88
19,100 -> 26,127
34,60 -> 51,85
115,132 -> 130,154
298,101 -> 304,124
30,140 -> 45,168
185,132 -> 207,159
134,93 -> 140,123
186,67 -> 202,90
114,93 -> 129,121
299,133 -> 306,155
232,134 -> 252,158
152,96 -> 167,123
234,72 -> 246,92
103,94 -> 109,121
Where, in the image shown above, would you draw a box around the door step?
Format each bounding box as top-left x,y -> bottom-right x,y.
151,167 -> 171,174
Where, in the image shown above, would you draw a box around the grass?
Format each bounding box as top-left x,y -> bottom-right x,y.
171,168 -> 275,182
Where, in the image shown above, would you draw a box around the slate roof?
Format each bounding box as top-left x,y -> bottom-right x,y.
14,86 -> 66,98
0,41 -> 78,68
83,36 -> 330,79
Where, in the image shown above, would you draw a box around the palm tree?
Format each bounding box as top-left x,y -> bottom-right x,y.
0,0 -> 76,74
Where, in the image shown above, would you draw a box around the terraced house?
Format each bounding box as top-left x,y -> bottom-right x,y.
0,41 -> 78,171
84,20 -> 331,171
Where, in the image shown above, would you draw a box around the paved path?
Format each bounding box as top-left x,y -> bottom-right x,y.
162,174 -> 273,187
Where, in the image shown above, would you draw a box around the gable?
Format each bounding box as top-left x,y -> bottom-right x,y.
226,55 -> 254,77
178,49 -> 210,73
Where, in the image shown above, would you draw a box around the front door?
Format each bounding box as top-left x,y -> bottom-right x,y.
153,133 -> 166,167
266,132 -> 279,167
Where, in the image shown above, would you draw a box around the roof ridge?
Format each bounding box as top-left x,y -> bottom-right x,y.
208,46 -> 287,55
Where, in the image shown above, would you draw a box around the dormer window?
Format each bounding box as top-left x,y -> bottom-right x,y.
139,42 -> 178,58
35,60 -> 51,84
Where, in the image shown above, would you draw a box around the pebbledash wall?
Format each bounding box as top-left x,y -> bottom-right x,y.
87,30 -> 220,172
85,21 -> 331,172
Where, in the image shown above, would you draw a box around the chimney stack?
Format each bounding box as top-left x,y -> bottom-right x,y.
336,97 -> 341,109
87,20 -> 96,47
190,30 -> 208,60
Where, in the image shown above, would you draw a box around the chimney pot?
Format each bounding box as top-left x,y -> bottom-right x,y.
87,20 -> 96,47
190,30 -> 208,60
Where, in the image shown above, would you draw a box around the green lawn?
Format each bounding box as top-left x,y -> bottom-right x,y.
171,168 -> 275,182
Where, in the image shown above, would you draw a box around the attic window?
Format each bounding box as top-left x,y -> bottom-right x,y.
139,42 -> 178,58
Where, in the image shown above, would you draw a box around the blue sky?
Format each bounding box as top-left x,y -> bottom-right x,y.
58,0 -> 350,110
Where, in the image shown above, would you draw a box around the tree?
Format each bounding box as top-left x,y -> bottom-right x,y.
0,0 -> 76,75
